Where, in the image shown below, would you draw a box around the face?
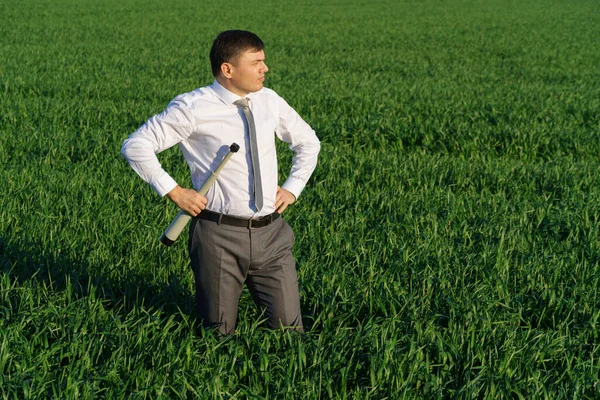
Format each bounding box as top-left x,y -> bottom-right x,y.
223,49 -> 269,97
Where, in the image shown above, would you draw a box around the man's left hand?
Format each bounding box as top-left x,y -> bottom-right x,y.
274,186 -> 296,214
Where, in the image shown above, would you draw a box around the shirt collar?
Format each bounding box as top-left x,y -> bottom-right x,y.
210,79 -> 259,105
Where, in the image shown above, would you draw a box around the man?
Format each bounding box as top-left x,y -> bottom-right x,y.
121,30 -> 320,334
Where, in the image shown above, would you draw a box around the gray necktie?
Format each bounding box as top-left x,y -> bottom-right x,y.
234,98 -> 263,212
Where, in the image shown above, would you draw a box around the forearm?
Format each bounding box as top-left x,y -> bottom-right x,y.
282,138 -> 321,199
275,94 -> 321,199
120,136 -> 178,197
121,99 -> 194,197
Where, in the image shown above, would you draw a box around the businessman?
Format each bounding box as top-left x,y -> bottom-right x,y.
121,30 -> 321,334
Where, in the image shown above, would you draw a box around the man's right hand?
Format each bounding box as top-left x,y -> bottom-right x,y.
166,185 -> 208,216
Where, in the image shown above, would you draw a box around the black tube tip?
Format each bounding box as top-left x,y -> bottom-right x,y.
160,235 -> 175,247
230,143 -> 240,152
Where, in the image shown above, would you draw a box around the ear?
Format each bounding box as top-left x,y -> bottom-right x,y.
220,62 -> 234,79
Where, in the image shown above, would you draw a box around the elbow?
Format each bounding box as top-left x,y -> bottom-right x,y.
120,139 -> 132,161
121,136 -> 153,161
311,136 -> 321,157
121,137 -> 147,163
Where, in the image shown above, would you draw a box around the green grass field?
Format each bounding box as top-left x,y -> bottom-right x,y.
2,0 -> 600,397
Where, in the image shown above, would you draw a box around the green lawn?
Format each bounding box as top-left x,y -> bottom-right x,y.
1,0 -> 600,397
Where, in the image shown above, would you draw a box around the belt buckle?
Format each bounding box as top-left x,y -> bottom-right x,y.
248,214 -> 273,229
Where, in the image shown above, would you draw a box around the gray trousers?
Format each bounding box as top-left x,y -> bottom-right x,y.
188,215 -> 303,334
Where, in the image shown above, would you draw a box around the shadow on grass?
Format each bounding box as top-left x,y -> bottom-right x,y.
0,237 -> 321,333
0,236 -> 195,320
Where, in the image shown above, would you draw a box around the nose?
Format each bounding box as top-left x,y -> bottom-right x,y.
262,62 -> 269,73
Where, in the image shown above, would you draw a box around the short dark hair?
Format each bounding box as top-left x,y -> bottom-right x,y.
210,30 -> 264,77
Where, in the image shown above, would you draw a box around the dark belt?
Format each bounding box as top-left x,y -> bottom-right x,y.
197,210 -> 280,229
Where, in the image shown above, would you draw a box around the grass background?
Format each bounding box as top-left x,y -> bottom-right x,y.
1,0 -> 600,397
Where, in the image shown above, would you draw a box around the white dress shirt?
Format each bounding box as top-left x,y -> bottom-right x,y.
121,80 -> 321,218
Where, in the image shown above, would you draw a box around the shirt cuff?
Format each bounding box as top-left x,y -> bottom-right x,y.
281,177 -> 305,201
151,173 -> 178,197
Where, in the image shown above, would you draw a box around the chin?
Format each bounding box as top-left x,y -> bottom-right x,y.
248,85 -> 263,94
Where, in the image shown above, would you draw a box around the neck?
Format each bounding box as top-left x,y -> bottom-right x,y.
216,76 -> 248,97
